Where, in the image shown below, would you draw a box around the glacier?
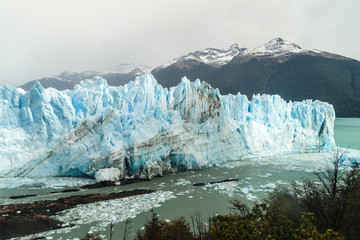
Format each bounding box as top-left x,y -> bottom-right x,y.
0,74 -> 335,180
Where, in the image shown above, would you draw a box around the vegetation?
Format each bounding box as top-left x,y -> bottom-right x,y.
266,150 -> 360,240
132,203 -> 343,240
81,232 -> 103,240
135,211 -> 195,240
210,203 -> 343,240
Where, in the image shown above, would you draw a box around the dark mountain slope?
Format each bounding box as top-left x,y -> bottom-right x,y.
153,53 -> 360,117
19,64 -> 151,91
20,78 -> 76,91
151,60 -> 218,88
152,38 -> 360,117
203,57 -> 279,97
203,55 -> 360,117
266,55 -> 360,117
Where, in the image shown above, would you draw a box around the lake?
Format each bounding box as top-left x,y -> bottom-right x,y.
334,118 -> 360,150
1,118 -> 359,239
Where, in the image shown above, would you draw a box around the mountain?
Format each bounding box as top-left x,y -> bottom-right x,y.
19,63 -> 152,91
152,38 -> 360,117
0,74 -> 335,180
17,38 -> 360,117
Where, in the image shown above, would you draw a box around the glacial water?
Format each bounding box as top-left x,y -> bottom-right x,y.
334,118 -> 360,150
0,118 -> 359,240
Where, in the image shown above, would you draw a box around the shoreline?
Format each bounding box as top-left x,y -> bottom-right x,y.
0,188 -> 154,239
7,178 -> 151,200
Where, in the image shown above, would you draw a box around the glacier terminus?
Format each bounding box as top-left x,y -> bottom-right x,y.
0,74 -> 335,181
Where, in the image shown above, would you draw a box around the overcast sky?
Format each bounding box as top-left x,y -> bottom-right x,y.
0,0 -> 359,87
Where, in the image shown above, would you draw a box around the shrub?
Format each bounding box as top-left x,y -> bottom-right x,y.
268,149 -> 360,239
135,211 -> 194,240
294,212 -> 344,240
210,203 -> 343,240
81,232 -> 103,240
210,203 -> 294,240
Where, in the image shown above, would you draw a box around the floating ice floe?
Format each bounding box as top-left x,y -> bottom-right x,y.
339,148 -> 360,166
19,191 -> 176,239
52,191 -> 176,233
174,179 -> 192,186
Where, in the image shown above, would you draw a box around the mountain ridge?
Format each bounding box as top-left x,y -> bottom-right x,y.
154,37 -> 350,72
152,38 -> 360,117
17,38 -> 360,117
19,63 -> 151,91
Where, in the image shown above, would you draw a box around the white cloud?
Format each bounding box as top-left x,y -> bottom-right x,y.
0,0 -> 359,86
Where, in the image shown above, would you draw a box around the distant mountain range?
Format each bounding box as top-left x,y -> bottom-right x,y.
19,38 -> 360,117
19,63 -> 152,91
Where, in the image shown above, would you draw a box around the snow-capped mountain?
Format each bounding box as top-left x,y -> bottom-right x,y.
0,74 -> 335,180
52,71 -> 99,83
240,37 -> 302,57
19,63 -> 151,91
154,37 -> 346,72
157,43 -> 245,69
152,38 -> 360,117
17,38 -> 360,117
102,63 -> 152,75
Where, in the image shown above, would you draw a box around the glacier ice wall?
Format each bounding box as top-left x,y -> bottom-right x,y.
0,74 -> 335,180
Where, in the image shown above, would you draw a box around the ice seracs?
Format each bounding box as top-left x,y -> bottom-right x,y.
0,74 -> 336,181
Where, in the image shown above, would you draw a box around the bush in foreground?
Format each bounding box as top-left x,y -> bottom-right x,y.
267,150 -> 360,240
135,211 -> 194,240
209,203 -> 343,240
133,204 -> 343,240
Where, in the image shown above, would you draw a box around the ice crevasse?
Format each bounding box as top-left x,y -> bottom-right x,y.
0,74 -> 335,181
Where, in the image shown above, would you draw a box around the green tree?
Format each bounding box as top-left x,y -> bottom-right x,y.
269,149 -> 360,239
294,212 -> 344,240
135,211 -> 194,240
210,203 -> 294,240
136,211 -> 162,240
81,232 -> 103,240
210,203 -> 343,240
